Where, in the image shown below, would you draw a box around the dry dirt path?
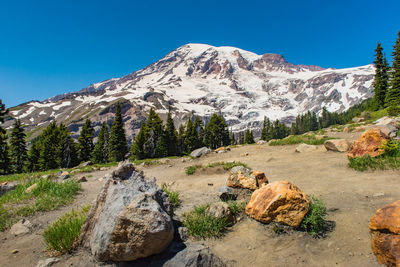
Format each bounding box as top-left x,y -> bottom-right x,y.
1,131 -> 399,266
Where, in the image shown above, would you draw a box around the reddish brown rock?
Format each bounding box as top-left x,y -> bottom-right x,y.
347,128 -> 389,158
370,200 -> 400,266
245,181 -> 310,227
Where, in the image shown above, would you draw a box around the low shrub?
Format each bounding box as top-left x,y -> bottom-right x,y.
300,196 -> 327,237
182,204 -> 228,239
225,201 -> 247,215
185,161 -> 248,175
162,183 -> 180,207
43,205 -> 90,254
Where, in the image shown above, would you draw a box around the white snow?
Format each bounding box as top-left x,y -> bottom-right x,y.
53,101 -> 71,110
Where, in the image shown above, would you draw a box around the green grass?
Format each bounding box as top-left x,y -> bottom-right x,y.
0,162 -> 118,183
269,135 -> 335,146
0,178 -> 81,231
43,205 -> 90,254
182,204 -> 228,239
225,200 -> 247,215
185,161 -> 249,175
161,183 -> 180,207
300,196 -> 327,237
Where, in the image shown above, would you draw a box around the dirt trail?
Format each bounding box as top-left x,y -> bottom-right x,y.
1,131 -> 399,266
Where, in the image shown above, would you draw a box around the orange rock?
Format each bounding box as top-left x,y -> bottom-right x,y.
245,181 -> 310,227
370,200 -> 400,266
215,147 -> 227,152
347,128 -> 389,158
227,166 -> 268,190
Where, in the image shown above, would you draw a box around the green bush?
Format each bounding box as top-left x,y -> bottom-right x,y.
183,204 -> 228,239
381,139 -> 400,157
225,201 -> 247,215
43,205 -> 90,253
185,165 -> 200,175
300,196 -> 327,237
387,106 -> 400,116
162,183 -> 180,207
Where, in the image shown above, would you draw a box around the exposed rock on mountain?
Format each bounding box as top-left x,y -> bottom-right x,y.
5,44 -> 374,141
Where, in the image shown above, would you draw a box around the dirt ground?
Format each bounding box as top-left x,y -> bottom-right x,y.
1,130 -> 399,267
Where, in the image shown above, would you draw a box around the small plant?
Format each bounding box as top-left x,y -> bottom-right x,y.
43,205 -> 90,254
185,165 -> 201,175
225,200 -> 247,215
162,183 -> 180,207
183,204 -> 228,239
272,224 -> 285,235
381,139 -> 400,157
300,196 -> 327,237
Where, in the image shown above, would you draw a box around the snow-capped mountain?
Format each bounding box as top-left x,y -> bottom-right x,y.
5,43 -> 375,141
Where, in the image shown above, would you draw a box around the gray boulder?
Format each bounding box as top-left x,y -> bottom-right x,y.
0,182 -> 16,197
163,244 -> 227,267
218,186 -> 237,201
190,147 -> 211,158
79,163 -> 174,262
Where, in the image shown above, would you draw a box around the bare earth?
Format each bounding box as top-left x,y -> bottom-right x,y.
1,131 -> 399,267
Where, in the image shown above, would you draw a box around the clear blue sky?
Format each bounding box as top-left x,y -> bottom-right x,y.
1,0 -> 399,107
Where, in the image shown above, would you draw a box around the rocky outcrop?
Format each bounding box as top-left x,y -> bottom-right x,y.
347,128 -> 389,158
79,163 -> 174,262
370,200 -> 400,266
324,139 -> 350,152
245,181 -> 310,227
227,166 -> 268,190
10,219 -> 32,236
190,147 -> 211,158
295,143 -> 318,153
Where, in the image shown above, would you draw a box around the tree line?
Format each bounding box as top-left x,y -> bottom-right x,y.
372,31 -> 400,115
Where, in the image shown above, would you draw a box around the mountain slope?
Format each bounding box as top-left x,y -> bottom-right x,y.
5,43 -> 375,141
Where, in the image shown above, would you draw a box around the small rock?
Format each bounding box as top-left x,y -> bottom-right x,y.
11,249 -> 18,254
100,167 -> 108,171
167,165 -> 172,168
25,183 -> 38,194
208,183 -> 214,186
227,166 -> 268,190
10,219 -> 32,236
36,257 -> 59,267
373,192 -> 385,198
240,152 -> 249,157
58,171 -> 70,180
177,227 -> 189,242
295,143 -> 318,153
218,186 -> 237,201
0,182 -> 16,197
190,147 -> 211,158
77,176 -> 87,183
324,139 -> 350,152
348,252 -> 354,256
257,140 -> 267,145
206,202 -> 235,226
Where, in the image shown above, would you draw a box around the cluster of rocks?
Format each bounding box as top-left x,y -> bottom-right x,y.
225,165 -> 310,228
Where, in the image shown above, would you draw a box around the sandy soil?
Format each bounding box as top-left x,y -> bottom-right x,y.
1,131 -> 399,267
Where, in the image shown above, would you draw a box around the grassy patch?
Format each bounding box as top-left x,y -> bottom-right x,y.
225,200 -> 247,215
269,135 -> 335,146
131,158 -> 160,166
43,205 -> 90,254
300,196 -> 327,237
185,161 -> 249,175
0,178 -> 81,231
162,183 -> 180,208
182,204 -> 228,239
348,155 -> 400,171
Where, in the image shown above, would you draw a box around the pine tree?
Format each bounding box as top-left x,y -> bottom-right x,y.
146,108 -> 165,158
177,124 -> 186,154
373,42 -> 389,108
9,120 -> 28,173
39,121 -> 61,170
0,99 -> 9,174
78,119 -> 94,162
28,139 -> 41,172
109,102 -> 128,162
245,129 -> 255,144
59,124 -> 78,168
203,113 -> 230,149
131,121 -> 149,160
92,122 -> 110,163
261,116 -> 270,140
386,31 -> 400,110
184,118 -> 197,152
193,117 -> 204,149
0,129 -> 9,175
165,112 -> 178,156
